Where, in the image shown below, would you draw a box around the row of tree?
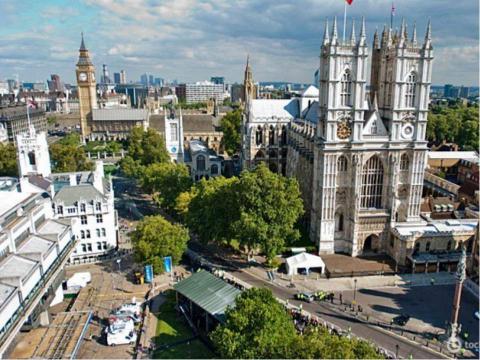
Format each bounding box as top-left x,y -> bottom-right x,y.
426,103 -> 479,151
211,287 -> 382,359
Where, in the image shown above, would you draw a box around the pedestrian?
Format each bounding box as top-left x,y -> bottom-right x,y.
339,293 -> 343,304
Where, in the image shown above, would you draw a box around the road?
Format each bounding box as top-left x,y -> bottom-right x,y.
188,243 -> 448,359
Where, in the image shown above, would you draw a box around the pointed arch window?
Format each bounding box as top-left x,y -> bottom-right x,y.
340,70 -> 352,107
400,154 -> 410,171
269,125 -> 275,145
196,155 -> 206,172
360,155 -> 384,209
337,156 -> 348,172
405,72 -> 417,108
255,126 -> 263,145
281,125 -> 287,145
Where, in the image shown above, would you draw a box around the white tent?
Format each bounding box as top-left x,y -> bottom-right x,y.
285,252 -> 325,276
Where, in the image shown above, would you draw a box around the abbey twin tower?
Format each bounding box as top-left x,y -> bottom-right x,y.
241,18 -> 435,260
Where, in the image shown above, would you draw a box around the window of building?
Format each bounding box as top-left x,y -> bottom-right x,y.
360,155 -> 384,209
80,230 -> 85,239
81,244 -> 87,252
371,120 -> 378,135
405,72 -> 416,108
256,126 -> 263,145
67,207 -> 76,214
80,203 -> 86,212
170,123 -> 178,141
196,155 -> 206,171
97,242 -> 102,251
400,154 -> 409,171
414,242 -> 420,253
447,240 -> 452,251
81,215 -> 87,225
211,164 -> 218,175
335,212 -> 344,232
96,228 -> 101,237
281,125 -> 287,145
340,70 -> 352,107
337,156 -> 348,172
101,228 -> 106,237
95,202 -> 102,211
96,214 -> 103,223
269,125 -> 275,145
425,241 -> 431,252
87,243 -> 92,252
57,206 -> 63,215
86,230 -> 91,239
102,241 -> 108,250
28,151 -> 36,165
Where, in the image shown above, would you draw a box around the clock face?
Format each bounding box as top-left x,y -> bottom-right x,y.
337,121 -> 351,140
401,123 -> 414,139
78,72 -> 87,82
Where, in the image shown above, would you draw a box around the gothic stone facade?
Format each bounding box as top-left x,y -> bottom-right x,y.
243,18 -> 435,257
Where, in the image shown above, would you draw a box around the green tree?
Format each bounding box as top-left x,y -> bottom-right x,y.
121,127 -> 170,178
184,176 -> 239,244
220,109 -> 242,155
210,288 -> 298,359
141,163 -> 193,211
234,163 -> 304,260
0,143 -> 18,176
131,215 -> 189,273
49,134 -> 94,173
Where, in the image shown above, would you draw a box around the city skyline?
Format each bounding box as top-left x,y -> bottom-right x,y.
0,0 -> 478,85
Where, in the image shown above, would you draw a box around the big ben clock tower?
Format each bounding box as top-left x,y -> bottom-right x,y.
76,33 -> 97,139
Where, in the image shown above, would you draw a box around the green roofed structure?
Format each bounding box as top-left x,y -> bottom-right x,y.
173,270 -> 241,332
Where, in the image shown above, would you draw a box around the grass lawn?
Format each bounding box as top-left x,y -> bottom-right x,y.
154,339 -> 215,359
153,291 -> 214,359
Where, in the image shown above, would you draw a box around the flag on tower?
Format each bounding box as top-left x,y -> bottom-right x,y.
346,0 -> 353,4
391,2 -> 396,16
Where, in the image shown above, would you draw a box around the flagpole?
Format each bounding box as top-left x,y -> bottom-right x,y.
390,2 -> 394,29
343,0 -> 347,43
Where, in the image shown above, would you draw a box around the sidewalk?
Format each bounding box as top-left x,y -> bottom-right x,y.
247,265 -> 457,292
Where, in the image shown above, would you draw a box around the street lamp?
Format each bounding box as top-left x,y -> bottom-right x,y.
353,278 -> 358,302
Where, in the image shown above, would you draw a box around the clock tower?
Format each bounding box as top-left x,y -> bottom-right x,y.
76,33 -> 97,139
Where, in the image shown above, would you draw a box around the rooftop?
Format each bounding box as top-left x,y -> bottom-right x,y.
17,235 -> 55,259
250,99 -> 299,120
394,219 -> 478,238
92,108 -> 149,121
0,255 -> 37,282
174,270 -> 241,322
428,151 -> 478,162
54,184 -> 105,206
0,282 -> 16,303
0,192 -> 36,219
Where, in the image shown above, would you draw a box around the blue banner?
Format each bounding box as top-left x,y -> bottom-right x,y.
144,264 -> 153,283
163,256 -> 172,273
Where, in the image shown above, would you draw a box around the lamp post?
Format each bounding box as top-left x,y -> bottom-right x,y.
447,245 -> 467,346
353,278 -> 358,302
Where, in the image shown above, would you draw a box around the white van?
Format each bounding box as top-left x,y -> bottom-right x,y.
106,329 -> 137,346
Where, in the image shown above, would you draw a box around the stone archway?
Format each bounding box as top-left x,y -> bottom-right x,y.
363,234 -> 379,253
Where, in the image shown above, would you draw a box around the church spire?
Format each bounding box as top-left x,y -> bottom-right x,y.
350,19 -> 356,45
398,18 -> 406,47
331,17 -> 338,45
323,18 -> 330,45
411,22 -> 417,46
359,16 -> 366,46
373,28 -> 379,49
423,19 -> 432,49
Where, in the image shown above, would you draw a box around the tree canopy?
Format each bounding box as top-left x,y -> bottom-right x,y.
131,215 -> 189,273
210,288 -> 298,359
427,103 -> 479,151
220,109 -> 242,155
120,126 -> 170,178
141,162 -> 192,211
211,287 -> 382,359
49,133 -> 94,173
180,163 -> 304,260
0,142 -> 18,176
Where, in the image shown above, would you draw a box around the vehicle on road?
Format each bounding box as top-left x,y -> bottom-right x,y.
294,292 -> 315,303
392,314 -> 410,326
313,290 -> 334,301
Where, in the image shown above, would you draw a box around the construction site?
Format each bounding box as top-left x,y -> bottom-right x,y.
7,257 -> 150,359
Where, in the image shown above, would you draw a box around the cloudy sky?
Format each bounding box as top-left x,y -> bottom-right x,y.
0,0 -> 478,85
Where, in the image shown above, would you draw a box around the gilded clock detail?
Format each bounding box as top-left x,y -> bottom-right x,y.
337,121 -> 351,139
